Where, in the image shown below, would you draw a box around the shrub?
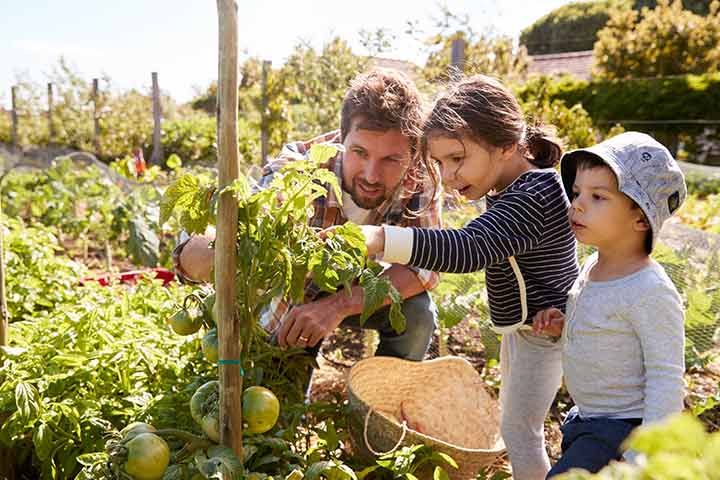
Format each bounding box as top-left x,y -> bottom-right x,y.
594,0 -> 720,79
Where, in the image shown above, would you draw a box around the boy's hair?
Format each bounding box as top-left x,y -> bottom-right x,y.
340,68 -> 424,153
574,153 -> 653,254
421,75 -> 564,194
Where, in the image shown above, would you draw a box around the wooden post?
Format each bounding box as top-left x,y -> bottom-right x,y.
0,193 -> 8,346
47,83 -> 55,145
11,86 -> 18,153
92,78 -> 101,155
216,0 -> 242,458
450,37 -> 466,80
260,60 -> 271,165
150,72 -> 163,166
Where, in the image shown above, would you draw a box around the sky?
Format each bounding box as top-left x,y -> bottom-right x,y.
0,0 -> 573,108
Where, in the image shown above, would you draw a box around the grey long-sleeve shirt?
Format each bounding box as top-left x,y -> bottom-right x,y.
562,253 -> 685,424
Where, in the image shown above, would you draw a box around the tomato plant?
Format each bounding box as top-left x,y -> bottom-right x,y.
160,143 -> 405,374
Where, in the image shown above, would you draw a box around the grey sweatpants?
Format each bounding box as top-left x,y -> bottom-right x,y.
500,329 -> 563,480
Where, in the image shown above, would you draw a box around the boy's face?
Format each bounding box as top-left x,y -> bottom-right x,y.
569,166 -> 649,250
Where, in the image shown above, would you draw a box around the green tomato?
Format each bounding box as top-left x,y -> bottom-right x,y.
190,380 -> 220,442
202,328 -> 218,364
242,386 -> 280,434
123,432 -> 170,480
120,422 -> 156,442
168,308 -> 203,335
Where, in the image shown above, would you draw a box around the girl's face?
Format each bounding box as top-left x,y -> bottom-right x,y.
427,135 -> 506,200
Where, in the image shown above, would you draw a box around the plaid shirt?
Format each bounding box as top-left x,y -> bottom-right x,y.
260,130 -> 442,334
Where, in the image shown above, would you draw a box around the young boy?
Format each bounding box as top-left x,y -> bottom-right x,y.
533,131 -> 687,477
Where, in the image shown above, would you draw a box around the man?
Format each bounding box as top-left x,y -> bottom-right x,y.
173,68 -> 441,361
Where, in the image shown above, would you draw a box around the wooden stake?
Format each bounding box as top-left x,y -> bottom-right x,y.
47,83 -> 55,145
11,86 -> 18,153
450,38 -> 466,80
216,0 -> 242,458
150,72 -> 163,166
0,194 -> 8,346
92,78 -> 101,155
260,60 -> 271,165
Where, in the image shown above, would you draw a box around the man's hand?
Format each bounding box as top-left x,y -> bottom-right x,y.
532,307 -> 565,337
178,234 -> 215,282
276,297 -> 346,348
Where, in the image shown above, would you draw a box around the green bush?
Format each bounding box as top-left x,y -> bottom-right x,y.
1,218 -> 86,321
520,0 -> 632,55
517,76 -> 625,150
517,73 -> 720,135
161,113 -> 217,164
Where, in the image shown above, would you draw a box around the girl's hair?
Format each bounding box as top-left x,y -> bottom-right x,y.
421,75 -> 563,195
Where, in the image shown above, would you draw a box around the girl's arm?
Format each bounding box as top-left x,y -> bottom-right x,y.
372,190 -> 547,273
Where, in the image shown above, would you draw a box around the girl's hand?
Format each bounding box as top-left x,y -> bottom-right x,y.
532,307 -> 565,337
319,225 -> 386,257
359,225 -> 385,257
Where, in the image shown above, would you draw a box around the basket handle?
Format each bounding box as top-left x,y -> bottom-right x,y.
363,408 -> 408,456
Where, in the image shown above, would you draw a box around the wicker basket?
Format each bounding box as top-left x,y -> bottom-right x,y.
347,356 -> 505,480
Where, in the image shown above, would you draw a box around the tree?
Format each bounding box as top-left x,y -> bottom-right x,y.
280,38 -> 369,139
520,0 -> 632,55
594,0 -> 720,79
632,0 -> 715,14
422,31 -> 529,84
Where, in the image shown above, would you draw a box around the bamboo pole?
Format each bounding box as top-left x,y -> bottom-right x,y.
216,0 -> 242,458
150,72 -> 163,166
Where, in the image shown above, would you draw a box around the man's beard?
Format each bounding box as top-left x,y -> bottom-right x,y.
346,178 -> 388,210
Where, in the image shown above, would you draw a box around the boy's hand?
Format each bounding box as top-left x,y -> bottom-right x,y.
320,225 -> 386,257
532,307 -> 565,337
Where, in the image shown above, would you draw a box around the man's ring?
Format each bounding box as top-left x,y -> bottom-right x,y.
299,335 -> 309,342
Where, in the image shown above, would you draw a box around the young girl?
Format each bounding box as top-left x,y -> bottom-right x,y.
358,75 -> 579,480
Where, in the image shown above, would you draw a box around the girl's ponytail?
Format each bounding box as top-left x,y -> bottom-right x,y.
524,123 -> 563,169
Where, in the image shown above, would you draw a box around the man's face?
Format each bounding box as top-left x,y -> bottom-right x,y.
341,117 -> 411,209
569,166 -> 648,250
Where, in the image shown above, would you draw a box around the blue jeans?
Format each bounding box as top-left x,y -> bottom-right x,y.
308,290 -> 438,361
547,407 -> 641,478
340,290 -> 437,360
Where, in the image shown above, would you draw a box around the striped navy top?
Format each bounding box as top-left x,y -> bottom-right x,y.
408,170 -> 579,330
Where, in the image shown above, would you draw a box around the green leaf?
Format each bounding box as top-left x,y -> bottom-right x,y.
127,216 -> 160,267
307,144 -> 342,165
159,174 -> 199,226
33,422 -> 55,461
626,412 -> 707,457
304,461 -> 334,480
166,153 -> 182,170
15,382 -> 41,422
431,452 -> 458,469
433,467 -> 450,480
356,466 -> 380,480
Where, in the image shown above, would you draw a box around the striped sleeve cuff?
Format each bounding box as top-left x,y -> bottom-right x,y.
382,225 -> 414,265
